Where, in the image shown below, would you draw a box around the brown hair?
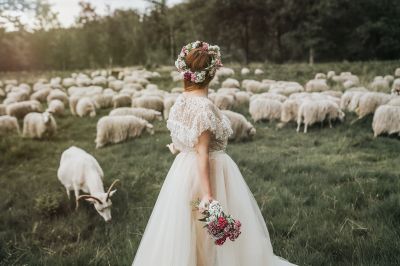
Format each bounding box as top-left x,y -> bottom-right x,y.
183,47 -> 213,91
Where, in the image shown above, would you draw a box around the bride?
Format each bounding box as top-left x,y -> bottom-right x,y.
132,41 -> 296,266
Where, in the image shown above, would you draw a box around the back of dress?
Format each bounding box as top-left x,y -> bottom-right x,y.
166,94 -> 232,152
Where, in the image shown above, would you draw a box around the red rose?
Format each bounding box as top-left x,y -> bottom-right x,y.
218,217 -> 228,229
215,236 -> 227,245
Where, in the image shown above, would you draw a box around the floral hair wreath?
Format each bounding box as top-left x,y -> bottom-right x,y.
175,40 -> 223,83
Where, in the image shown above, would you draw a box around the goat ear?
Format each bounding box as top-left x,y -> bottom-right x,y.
85,198 -> 98,204
108,189 -> 117,198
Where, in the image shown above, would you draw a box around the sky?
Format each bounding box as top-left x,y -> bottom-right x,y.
49,0 -> 183,27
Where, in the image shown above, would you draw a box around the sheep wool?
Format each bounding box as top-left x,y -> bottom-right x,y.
6,100 -> 42,119
0,115 -> 20,136
95,115 -> 154,148
76,97 -> 96,117
249,98 -> 282,122
222,110 -> 256,141
22,111 -> 57,139
109,107 -> 162,122
372,105 -> 400,137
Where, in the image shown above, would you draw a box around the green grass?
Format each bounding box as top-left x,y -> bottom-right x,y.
1,61 -> 400,265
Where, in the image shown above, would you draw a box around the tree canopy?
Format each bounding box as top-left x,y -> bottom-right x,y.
0,0 -> 399,71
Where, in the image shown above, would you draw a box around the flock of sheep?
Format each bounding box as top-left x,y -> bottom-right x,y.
1,66 -> 400,148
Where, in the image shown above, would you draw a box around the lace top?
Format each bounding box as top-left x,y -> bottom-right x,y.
166,94 -> 232,152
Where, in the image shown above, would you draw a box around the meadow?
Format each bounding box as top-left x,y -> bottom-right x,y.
1,61 -> 400,266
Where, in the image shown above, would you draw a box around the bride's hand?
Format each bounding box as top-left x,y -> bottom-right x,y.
199,195 -> 214,212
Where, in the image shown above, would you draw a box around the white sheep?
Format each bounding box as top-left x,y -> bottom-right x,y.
48,99 -> 65,116
321,90 -> 343,98
395,68 -> 400,77
0,115 -> 20,136
384,75 -> 394,85
62,77 -> 76,88
57,146 -> 119,221
93,94 -> 113,109
243,80 -> 269,93
170,71 -> 183,82
216,67 -> 235,78
372,105 -> 400,137
30,88 -> 51,102
76,97 -> 96,117
234,91 -> 251,107
214,93 -> 235,110
131,96 -> 163,112
22,111 -> 57,139
370,78 -> 389,91
305,79 -> 329,92
327,71 -> 336,79
109,107 -> 162,122
6,100 -> 42,119
280,98 -> 304,124
254,68 -> 264,75
0,88 -> 5,98
249,98 -> 282,122
297,100 -> 344,133
95,115 -> 154,148
5,90 -> 29,103
340,91 -> 367,112
221,78 -> 240,88
251,92 -> 287,103
315,73 -> 327,79
391,79 -> 400,95
222,110 -> 256,141
171,87 -> 184,93
109,80 -> 124,91
241,67 -> 250,75
269,81 -> 304,96
355,92 -> 391,119
92,76 -> 107,86
386,97 -> 400,107
113,94 -> 132,108
163,95 -> 178,119
47,89 -> 69,105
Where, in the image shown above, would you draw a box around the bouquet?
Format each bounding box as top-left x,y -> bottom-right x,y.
192,199 -> 242,246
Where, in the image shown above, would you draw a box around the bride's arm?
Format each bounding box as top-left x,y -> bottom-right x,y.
195,131 -> 213,202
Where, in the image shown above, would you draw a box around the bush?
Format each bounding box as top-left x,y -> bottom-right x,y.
34,192 -> 65,217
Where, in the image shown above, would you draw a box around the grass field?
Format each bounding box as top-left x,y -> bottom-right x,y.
1,61 -> 400,266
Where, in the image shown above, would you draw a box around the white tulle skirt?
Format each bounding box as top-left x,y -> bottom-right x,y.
132,150 -> 296,266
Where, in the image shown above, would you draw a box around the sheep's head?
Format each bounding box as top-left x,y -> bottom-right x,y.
248,126 -> 256,137
338,110 -> 345,121
78,179 -> 119,222
155,111 -> 163,121
146,124 -> 154,135
42,111 -> 53,124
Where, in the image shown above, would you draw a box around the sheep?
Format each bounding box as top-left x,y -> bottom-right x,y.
95,115 -> 154,148
163,95 -> 178,119
5,90 -> 29,103
92,76 -> 107,86
395,68 -> 400,77
57,146 -> 119,221
109,107 -> 162,122
6,100 -> 42,119
222,110 -> 256,141
241,67 -> 250,75
243,80 -> 269,93
391,79 -> 400,95
254,68 -> 264,75
269,81 -> 304,96
171,87 -> 184,93
321,90 -> 343,98
109,80 -> 124,91
387,97 -> 400,107
170,71 -> 183,82
234,91 -> 251,107
47,89 -> 69,105
296,100 -> 344,133
47,99 -> 65,116
30,88 -> 51,102
68,86 -> 103,97
50,77 -> 62,87
370,78 -> 390,91
22,111 -> 57,139
0,88 -> 5,98
249,98 -> 282,122
93,94 -> 113,109
76,75 -> 92,87
69,95 -> 83,115
355,92 -> 391,119
214,93 -> 235,110
76,97 -> 96,117
305,79 -> 329,92
340,91 -> 367,112
280,98 -> 304,125
327,71 -> 336,79
62,77 -> 76,88
131,96 -> 164,112
372,105 -> 400,137
209,76 -> 220,87
216,67 -> 235,78
113,94 -> 132,108
221,78 -> 240,88
384,75 -> 394,85
103,88 -> 117,96
0,115 -> 20,136
0,104 -> 6,115
251,92 -> 287,103
315,73 -> 326,79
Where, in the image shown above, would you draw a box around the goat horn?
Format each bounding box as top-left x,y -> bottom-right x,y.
77,195 -> 103,204
106,179 -> 120,201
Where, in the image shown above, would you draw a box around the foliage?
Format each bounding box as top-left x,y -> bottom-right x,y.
0,0 -> 400,71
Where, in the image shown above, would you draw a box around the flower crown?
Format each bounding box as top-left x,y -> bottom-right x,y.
175,41 -> 223,83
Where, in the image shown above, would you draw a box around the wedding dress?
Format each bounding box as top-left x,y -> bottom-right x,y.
132,93 -> 296,266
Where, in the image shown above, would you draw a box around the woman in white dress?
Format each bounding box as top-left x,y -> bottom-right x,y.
132,41 -> 296,266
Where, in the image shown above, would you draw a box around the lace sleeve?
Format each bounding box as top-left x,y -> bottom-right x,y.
166,95 -> 232,149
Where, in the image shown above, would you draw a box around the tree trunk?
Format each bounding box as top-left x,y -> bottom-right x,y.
309,47 -> 314,66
